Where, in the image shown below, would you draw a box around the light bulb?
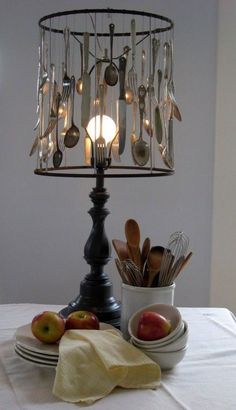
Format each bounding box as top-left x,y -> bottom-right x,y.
87,115 -> 116,144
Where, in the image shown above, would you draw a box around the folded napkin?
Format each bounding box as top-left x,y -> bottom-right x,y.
53,328 -> 161,404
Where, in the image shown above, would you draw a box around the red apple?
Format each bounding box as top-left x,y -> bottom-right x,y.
31,311 -> 65,344
66,310 -> 100,330
137,311 -> 172,341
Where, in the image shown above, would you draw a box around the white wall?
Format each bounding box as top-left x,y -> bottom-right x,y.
210,0 -> 236,313
0,0 -> 218,308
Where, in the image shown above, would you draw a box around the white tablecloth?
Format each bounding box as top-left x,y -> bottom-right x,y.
0,304 -> 236,409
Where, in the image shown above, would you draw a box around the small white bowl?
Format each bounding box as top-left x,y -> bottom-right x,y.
130,320 -> 185,350
140,345 -> 188,370
153,321 -> 189,353
128,303 -> 182,346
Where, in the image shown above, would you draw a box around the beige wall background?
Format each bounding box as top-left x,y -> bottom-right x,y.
210,0 -> 236,313
1,0 -> 227,312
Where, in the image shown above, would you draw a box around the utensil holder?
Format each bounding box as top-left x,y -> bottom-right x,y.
121,283 -> 175,339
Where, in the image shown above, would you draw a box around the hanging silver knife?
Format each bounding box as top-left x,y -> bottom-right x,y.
118,56 -> 127,155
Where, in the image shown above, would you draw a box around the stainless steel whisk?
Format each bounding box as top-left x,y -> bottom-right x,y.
158,231 -> 189,286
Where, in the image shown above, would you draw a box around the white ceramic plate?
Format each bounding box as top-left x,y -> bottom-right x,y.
15,322 -> 117,357
15,342 -> 59,361
14,345 -> 57,368
15,324 -> 59,356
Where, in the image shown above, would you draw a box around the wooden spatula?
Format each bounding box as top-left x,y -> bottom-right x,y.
124,219 -> 141,269
112,239 -> 131,261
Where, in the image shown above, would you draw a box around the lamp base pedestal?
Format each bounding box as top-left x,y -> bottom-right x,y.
59,170 -> 121,328
59,279 -> 121,328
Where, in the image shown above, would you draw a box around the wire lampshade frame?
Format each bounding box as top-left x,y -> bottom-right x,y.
32,8 -> 177,179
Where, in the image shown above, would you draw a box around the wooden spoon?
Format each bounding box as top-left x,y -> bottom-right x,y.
125,219 -> 141,268
141,237 -> 151,271
142,246 -> 164,287
112,239 -> 131,261
176,252 -> 193,277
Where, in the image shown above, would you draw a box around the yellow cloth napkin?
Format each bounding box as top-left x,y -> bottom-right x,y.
53,328 -> 161,404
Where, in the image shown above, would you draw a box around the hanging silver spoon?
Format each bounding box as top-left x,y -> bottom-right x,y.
64,76 -> 80,148
104,23 -> 118,86
132,85 -> 149,166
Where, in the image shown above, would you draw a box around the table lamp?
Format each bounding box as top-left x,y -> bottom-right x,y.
30,8 -> 178,328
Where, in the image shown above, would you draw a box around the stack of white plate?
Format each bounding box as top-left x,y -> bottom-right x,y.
14,323 -> 59,368
14,321 -> 119,368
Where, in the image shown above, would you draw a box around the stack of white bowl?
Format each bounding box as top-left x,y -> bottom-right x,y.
128,303 -> 188,370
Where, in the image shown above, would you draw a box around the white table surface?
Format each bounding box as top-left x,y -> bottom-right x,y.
1,304 -> 236,409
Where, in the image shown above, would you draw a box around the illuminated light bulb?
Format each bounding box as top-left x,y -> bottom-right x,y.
87,115 -> 116,143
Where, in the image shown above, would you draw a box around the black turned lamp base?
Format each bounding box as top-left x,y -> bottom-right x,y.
59,170 -> 121,328
59,279 -> 121,328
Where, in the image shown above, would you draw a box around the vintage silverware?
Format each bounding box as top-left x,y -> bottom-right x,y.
154,68 -> 163,144
53,94 -> 63,168
64,76 -> 80,148
130,100 -> 138,168
76,42 -> 83,95
132,85 -> 149,166
61,27 -> 71,103
168,39 -> 182,122
161,105 -> 174,169
128,19 -> 138,97
39,31 -> 49,95
84,130 -> 92,165
104,24 -> 118,87
81,32 -> 91,128
118,56 -> 127,155
95,84 -> 107,167
123,45 -> 134,105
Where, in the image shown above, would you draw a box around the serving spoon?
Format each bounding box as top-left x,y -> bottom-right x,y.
125,219 -> 141,269
143,246 -> 164,286
132,85 -> 149,166
64,76 -> 80,148
53,94 -> 63,168
104,24 -> 118,86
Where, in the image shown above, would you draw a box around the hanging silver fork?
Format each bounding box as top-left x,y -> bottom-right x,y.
95,84 -> 107,167
41,64 -> 58,140
61,27 -> 71,103
128,19 -> 138,97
